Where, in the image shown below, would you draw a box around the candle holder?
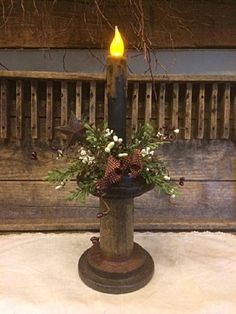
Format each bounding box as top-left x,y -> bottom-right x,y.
78,27 -> 156,294
45,26 -> 180,295
78,176 -> 154,294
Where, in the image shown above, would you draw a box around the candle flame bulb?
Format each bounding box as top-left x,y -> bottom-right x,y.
110,26 -> 124,57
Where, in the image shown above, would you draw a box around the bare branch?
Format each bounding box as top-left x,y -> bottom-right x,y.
94,0 -> 114,30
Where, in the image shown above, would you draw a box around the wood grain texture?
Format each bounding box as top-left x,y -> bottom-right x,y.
104,85 -> 108,122
1,78 -> 235,141
197,83 -> 205,139
209,83 -> 218,139
158,83 -> 165,130
100,198 -> 134,259
129,75 -> 236,82
0,0 -> 236,48
0,70 -> 236,82
0,69 -> 235,232
171,83 -> 179,129
184,83 -> 192,139
15,80 -> 23,140
1,218 -> 236,232
131,82 -> 139,133
89,81 -> 96,125
0,141 -> 235,180
0,181 -> 235,215
0,181 -> 235,231
221,83 -> 230,139
46,81 -> 53,141
145,83 -> 152,123
61,81 -> 68,126
234,85 -> 236,140
31,80 -> 38,139
75,81 -> 82,120
0,80 -> 7,139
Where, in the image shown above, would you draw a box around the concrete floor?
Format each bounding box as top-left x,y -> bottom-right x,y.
0,232 -> 236,314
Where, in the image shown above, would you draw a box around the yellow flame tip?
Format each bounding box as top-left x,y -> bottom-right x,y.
110,26 -> 124,57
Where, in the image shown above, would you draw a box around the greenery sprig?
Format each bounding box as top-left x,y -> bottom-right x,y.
44,122 -> 180,202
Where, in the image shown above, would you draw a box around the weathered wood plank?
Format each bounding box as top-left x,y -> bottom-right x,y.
131,82 -> 139,133
61,81 -> 68,126
0,181 -> 235,213
0,181 -> 235,231
158,83 -> 166,129
2,216 -> 236,232
129,75 -> 236,83
75,81 -> 82,119
234,86 -> 236,140
145,83 -> 152,123
221,83 -> 230,139
136,182 -> 236,217
0,141 -> 235,181
0,70 -> 105,81
184,83 -> 192,139
209,83 -> 218,139
31,80 -> 38,139
0,70 -> 236,82
0,79 -> 7,139
0,218 -> 99,232
0,0 -> 236,50
46,81 -> 53,141
171,83 -> 179,129
158,140 -> 236,180
16,80 -> 23,140
197,83 -> 205,139
89,81 -> 96,125
104,85 -> 108,122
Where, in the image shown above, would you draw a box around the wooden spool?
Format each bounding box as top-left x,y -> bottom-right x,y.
78,178 -> 154,294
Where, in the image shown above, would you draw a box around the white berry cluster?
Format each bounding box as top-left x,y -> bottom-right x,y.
170,188 -> 176,198
56,149 -> 63,160
156,131 -> 164,138
163,174 -> 176,198
55,181 -> 65,190
118,153 -> 128,157
141,147 -> 155,157
78,147 -> 95,165
105,135 -> 123,153
104,128 -> 114,137
156,128 -> 179,139
164,175 -> 171,181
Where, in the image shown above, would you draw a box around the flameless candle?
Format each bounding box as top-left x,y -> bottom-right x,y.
106,26 -> 127,144
110,26 -> 124,57
78,26 -> 154,295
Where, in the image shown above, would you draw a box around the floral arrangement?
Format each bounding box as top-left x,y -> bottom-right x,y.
44,113 -> 182,202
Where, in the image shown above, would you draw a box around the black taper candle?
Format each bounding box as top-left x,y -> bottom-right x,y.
106,55 -> 127,144
78,28 -> 154,295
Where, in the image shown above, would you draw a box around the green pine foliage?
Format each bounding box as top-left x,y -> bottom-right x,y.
44,123 -> 179,202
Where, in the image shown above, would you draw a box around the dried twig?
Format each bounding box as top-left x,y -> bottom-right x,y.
32,0 -> 39,16
0,0 -> 13,29
94,0 -> 114,30
0,62 -> 8,70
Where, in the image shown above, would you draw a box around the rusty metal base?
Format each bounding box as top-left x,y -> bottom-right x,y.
78,242 -> 155,294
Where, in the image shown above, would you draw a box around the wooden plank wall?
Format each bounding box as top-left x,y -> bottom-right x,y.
0,0 -> 236,48
0,74 -> 236,231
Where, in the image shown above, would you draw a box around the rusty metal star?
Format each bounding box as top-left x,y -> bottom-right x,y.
56,111 -> 86,147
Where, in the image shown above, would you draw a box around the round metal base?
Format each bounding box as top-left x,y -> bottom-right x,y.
78,243 -> 155,294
